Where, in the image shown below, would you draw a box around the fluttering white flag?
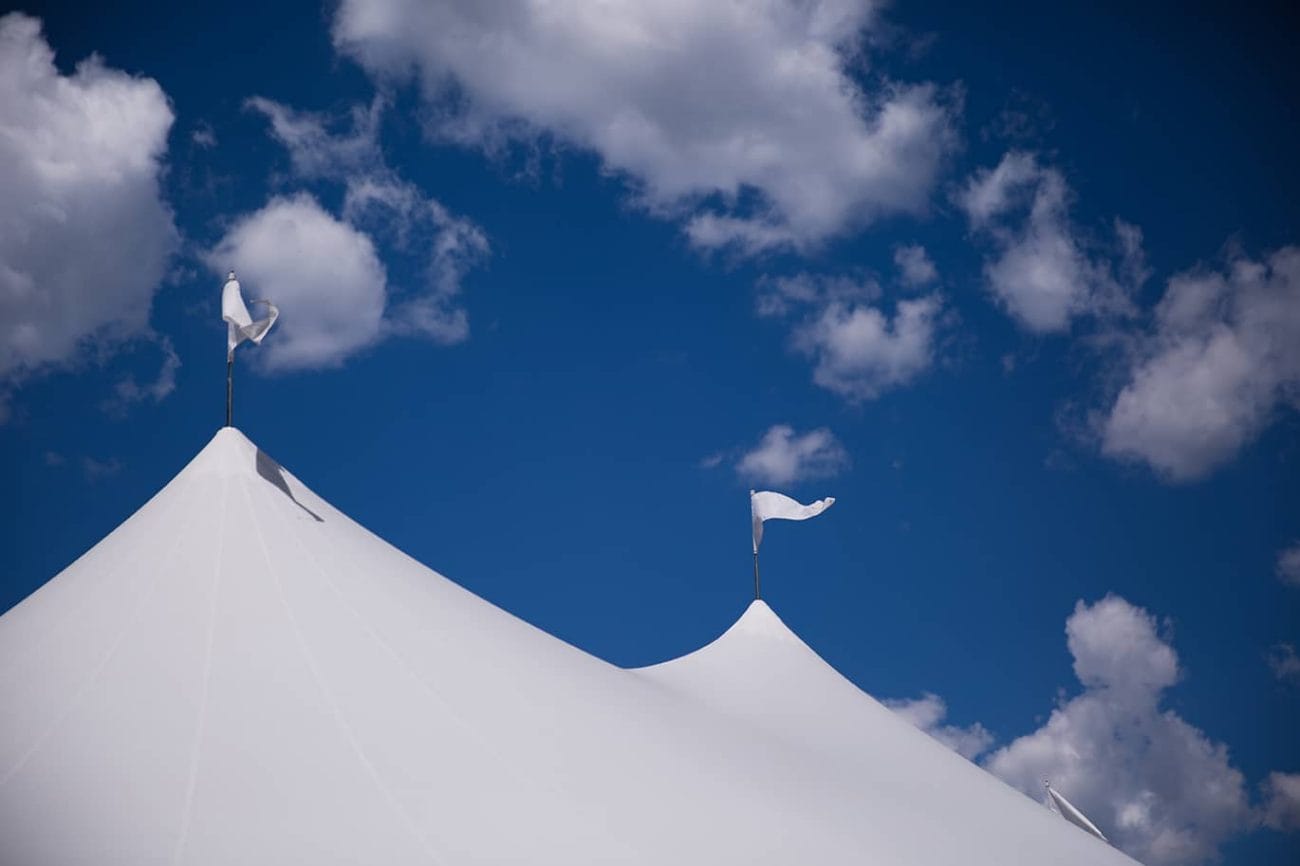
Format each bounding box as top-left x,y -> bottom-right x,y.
750,490 -> 835,554
1044,783 -> 1108,843
222,271 -> 278,360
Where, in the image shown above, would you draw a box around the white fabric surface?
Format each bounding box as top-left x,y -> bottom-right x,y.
750,489 -> 835,553
0,431 -> 1139,865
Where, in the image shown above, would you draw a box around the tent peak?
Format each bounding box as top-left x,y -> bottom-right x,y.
184,425 -> 262,479
713,598 -> 809,650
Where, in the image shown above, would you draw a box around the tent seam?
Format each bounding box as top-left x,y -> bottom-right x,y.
278,485 -> 576,807
0,472 -> 201,789
240,477 -> 446,866
0,479 -> 189,690
171,475 -> 231,865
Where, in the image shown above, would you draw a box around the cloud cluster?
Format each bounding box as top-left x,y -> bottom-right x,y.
0,13 -> 176,401
1262,772 -> 1300,832
759,273 -> 944,401
955,154 -> 1299,483
80,455 -> 122,482
332,0 -> 958,254
212,98 -> 489,370
893,243 -> 939,287
343,176 -> 488,346
1276,542 -> 1300,587
984,595 -> 1253,866
1267,643 -> 1300,685
1100,247 -> 1300,481
103,338 -> 180,414
248,96 -> 384,180
958,152 -> 1145,333
883,692 -> 993,760
736,424 -> 849,486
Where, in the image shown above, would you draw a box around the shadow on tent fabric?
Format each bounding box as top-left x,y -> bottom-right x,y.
256,448 -> 324,523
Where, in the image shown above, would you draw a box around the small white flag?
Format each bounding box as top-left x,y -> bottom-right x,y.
222,271 -> 278,359
750,490 -> 834,554
1044,783 -> 1108,843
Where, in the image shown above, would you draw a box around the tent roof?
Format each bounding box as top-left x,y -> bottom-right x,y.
0,428 -> 1139,865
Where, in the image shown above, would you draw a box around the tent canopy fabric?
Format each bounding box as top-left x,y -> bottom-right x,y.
0,428 -> 1139,865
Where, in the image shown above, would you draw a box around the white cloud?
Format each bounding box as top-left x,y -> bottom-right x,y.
957,152 -> 1144,333
756,272 -> 876,318
104,337 -> 180,413
247,96 -> 383,179
1276,542 -> 1300,587
247,98 -> 489,349
796,294 -> 944,401
893,243 -> 938,287
343,177 -> 488,345
80,456 -> 122,482
1262,772 -> 1300,832
1267,643 -> 1300,685
1101,247 -> 1300,481
698,452 -> 725,470
208,194 -> 388,371
0,13 -> 177,390
736,424 -> 848,486
984,595 -> 1253,866
332,0 -> 958,254
758,272 -> 943,401
191,123 -> 217,149
1064,593 -> 1179,697
884,692 -> 993,760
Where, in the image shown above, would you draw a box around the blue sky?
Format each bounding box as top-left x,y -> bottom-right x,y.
2,1 -> 1298,862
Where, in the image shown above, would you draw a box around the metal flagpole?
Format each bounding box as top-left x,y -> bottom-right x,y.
225,356 -> 233,427
750,489 -> 761,600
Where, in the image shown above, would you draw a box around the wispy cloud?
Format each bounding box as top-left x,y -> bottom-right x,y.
191,122 -> 217,149
103,337 -> 180,414
893,243 -> 939,288
957,151 -> 1145,333
343,177 -> 489,346
81,456 -> 122,482
246,96 -> 384,180
1262,773 -> 1300,832
884,693 -> 993,760
1275,542 -> 1300,587
1268,643 -> 1300,685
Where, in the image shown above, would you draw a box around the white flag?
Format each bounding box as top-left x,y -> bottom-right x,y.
750,490 -> 834,554
1044,783 -> 1108,843
222,271 -> 278,359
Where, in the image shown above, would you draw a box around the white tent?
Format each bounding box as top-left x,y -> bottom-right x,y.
0,428 -> 1139,865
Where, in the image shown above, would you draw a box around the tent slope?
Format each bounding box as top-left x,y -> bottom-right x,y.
0,428 -> 1139,865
